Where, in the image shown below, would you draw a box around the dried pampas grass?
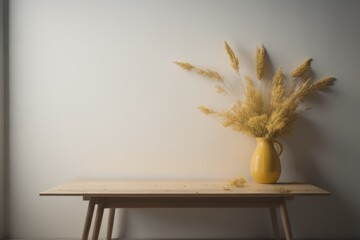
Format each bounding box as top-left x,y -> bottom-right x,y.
198,105 -> 216,115
292,58 -> 312,78
175,42 -> 336,138
174,61 -> 195,71
310,77 -> 336,91
174,61 -> 223,82
224,41 -> 239,74
215,86 -> 226,94
228,177 -> 246,187
195,68 -> 223,82
256,45 -> 266,80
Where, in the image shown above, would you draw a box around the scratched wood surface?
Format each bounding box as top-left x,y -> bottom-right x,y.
40,180 -> 329,197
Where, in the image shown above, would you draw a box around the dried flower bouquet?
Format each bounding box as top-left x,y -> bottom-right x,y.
175,42 -> 335,138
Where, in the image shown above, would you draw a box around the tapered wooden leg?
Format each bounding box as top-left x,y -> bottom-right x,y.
107,208 -> 116,240
269,208 -> 280,240
92,199 -> 105,240
82,198 -> 96,240
280,199 -> 293,240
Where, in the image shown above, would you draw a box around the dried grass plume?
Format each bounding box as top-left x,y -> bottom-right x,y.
224,41 -> 239,74
256,45 -> 266,80
228,177 -> 246,187
292,58 -> 313,78
198,105 -> 216,115
175,43 -> 336,139
174,61 -> 194,71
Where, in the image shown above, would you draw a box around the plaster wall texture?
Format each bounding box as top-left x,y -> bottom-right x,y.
7,0 -> 360,239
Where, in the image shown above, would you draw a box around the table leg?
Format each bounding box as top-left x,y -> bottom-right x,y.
82,198 -> 96,240
269,208 -> 280,240
92,199 -> 105,240
280,198 -> 293,240
107,208 -> 116,240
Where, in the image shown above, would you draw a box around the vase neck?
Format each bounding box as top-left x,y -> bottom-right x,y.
256,137 -> 273,143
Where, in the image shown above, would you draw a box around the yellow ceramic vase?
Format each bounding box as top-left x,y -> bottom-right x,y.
250,137 -> 283,184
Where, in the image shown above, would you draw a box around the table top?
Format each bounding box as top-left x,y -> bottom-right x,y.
40,180 -> 330,197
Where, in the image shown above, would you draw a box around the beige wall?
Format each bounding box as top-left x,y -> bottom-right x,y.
7,0 -> 360,239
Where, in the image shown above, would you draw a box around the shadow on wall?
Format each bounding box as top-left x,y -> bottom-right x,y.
116,208 -> 273,239
284,112 -> 359,237
114,209 -> 127,239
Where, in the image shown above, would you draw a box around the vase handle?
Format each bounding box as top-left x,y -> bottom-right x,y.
273,139 -> 283,156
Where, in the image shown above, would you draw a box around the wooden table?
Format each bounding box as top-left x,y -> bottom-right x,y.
40,180 -> 329,240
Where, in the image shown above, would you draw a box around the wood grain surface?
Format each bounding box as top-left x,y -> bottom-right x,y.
40,180 -> 329,197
